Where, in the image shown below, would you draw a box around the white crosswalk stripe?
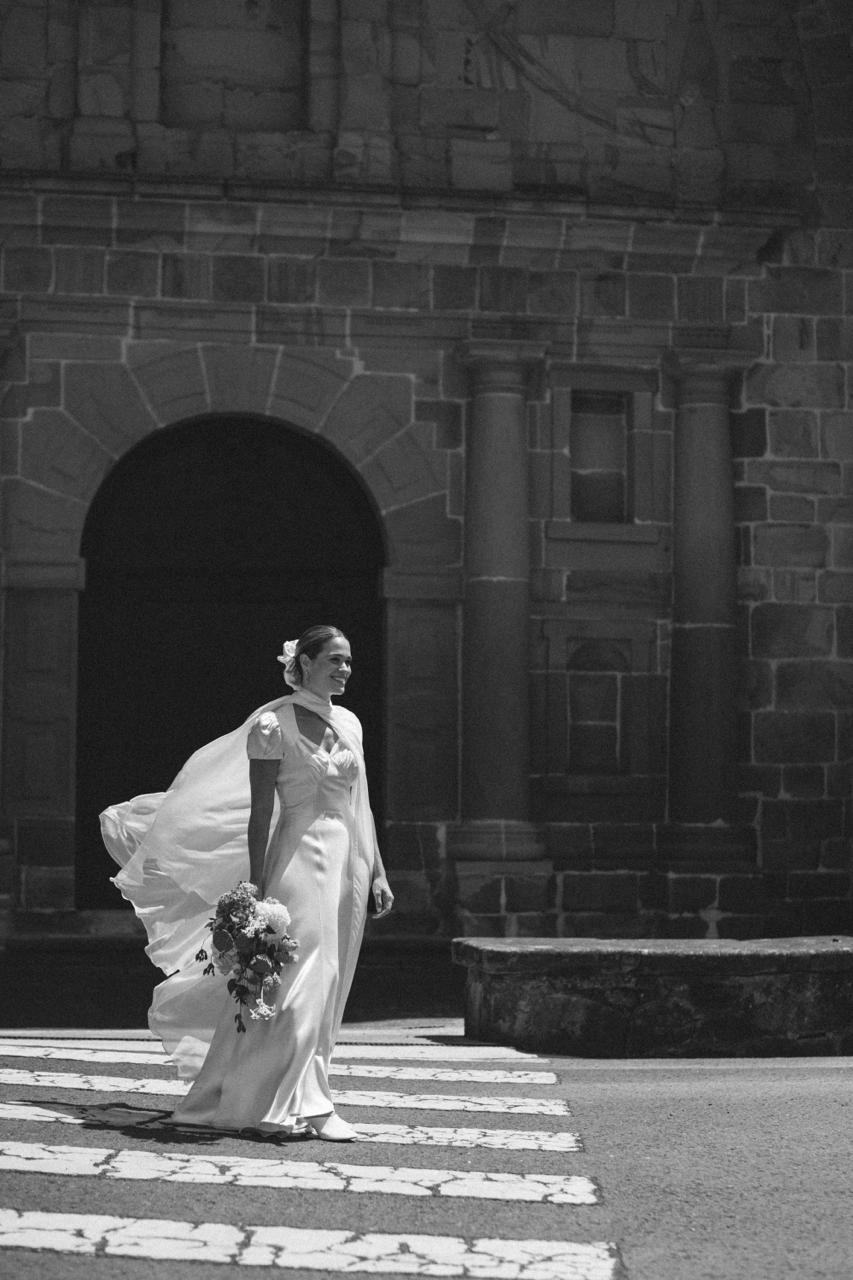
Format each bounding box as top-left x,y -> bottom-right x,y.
0,1043 -> 557,1084
0,1103 -> 583,1152
0,1208 -> 620,1278
0,1139 -> 597,1203
0,1067 -> 569,1115
0,1036 -> 544,1063
0,1032 -> 622,1278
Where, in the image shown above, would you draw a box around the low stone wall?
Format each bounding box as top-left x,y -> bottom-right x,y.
452,936 -> 853,1057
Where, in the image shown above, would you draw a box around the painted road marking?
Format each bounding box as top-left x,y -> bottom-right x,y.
0,1037 -> 543,1063
0,1140 -> 597,1204
0,1069 -> 569,1115
0,1044 -> 556,1085
0,1102 -> 583,1152
0,1208 -> 621,1278
336,1043 -> 544,1062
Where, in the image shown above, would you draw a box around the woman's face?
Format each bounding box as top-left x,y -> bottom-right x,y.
302,635 -> 352,699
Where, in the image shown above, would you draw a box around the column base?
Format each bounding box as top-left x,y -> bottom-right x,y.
447,820 -> 546,863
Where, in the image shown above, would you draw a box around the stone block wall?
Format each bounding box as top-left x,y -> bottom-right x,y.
0,0 -> 852,938
1,189 -> 850,937
729,228 -> 853,937
1,0 -> 851,216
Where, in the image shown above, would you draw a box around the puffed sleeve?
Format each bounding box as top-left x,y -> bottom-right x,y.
246,711 -> 285,759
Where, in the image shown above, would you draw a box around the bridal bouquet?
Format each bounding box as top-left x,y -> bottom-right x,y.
195,881 -> 299,1032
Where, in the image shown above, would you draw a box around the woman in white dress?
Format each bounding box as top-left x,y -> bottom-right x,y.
102,626 -> 393,1143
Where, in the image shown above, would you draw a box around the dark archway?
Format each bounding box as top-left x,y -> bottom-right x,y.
76,415 -> 385,908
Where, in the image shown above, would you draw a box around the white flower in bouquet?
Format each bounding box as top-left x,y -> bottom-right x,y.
253,898 -> 292,937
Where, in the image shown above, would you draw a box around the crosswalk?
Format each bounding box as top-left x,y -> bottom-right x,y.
0,1026 -> 624,1278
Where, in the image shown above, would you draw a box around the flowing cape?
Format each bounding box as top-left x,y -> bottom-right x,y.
101,691 -> 378,1067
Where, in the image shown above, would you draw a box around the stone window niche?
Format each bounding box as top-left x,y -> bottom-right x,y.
531,366 -> 671,824
568,390 -> 630,524
550,367 -> 660,531
161,0 -> 307,132
533,618 -> 667,824
567,654 -> 623,776
69,0 -> 336,179
544,367 -> 669,566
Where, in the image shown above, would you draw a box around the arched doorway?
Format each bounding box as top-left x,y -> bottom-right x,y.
76,415 -> 385,907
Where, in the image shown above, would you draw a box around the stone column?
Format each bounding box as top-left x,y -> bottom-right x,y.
1,556 -> 85,911
449,341 -> 550,910
667,364 -> 740,829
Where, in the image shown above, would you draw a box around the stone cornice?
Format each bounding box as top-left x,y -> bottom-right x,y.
0,172 -> 806,227
1,556 -> 87,590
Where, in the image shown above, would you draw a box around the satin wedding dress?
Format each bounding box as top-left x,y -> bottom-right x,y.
101,689 -> 375,1134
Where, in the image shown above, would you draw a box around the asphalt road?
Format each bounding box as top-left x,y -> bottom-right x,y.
0,1024 -> 850,1280
564,1056 -> 853,1279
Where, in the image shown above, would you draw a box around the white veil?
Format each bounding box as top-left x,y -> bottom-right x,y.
101,690 -> 377,1074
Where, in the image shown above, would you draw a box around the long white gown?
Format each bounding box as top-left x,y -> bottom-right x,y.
102,691 -> 374,1134
172,702 -> 369,1132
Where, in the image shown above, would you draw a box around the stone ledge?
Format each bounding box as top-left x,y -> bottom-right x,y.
452,936 -> 853,1056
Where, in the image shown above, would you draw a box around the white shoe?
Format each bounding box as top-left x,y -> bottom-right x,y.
309,1112 -> 357,1142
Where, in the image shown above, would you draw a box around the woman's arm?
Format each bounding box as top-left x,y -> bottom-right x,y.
368,813 -> 394,917
247,758 -> 279,894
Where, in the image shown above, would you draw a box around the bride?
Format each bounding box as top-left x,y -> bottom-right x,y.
101,625 -> 393,1143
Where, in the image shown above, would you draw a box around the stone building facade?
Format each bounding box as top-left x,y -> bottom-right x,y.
0,0 -> 852,941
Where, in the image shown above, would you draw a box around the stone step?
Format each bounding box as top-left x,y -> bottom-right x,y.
452,935 -> 853,1057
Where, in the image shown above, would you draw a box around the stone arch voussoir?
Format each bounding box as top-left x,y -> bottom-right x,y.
64,361 -> 159,463
323,371 -> 413,467
2,478 -> 85,560
203,344 -> 278,414
266,347 -> 356,432
358,421 -> 447,516
126,343 -> 210,427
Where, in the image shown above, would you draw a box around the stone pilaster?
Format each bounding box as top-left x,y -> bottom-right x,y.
665,362 -> 754,867
1,556 -> 85,911
449,341 -> 549,897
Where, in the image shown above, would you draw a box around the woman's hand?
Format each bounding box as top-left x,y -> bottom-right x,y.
370,872 -> 394,918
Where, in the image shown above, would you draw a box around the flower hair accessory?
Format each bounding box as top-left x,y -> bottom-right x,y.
277,639 -> 300,689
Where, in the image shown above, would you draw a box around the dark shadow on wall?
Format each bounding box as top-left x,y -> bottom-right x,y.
75,414 -> 386,908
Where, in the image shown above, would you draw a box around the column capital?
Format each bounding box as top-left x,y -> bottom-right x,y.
661,352 -> 740,407
459,339 -> 548,394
